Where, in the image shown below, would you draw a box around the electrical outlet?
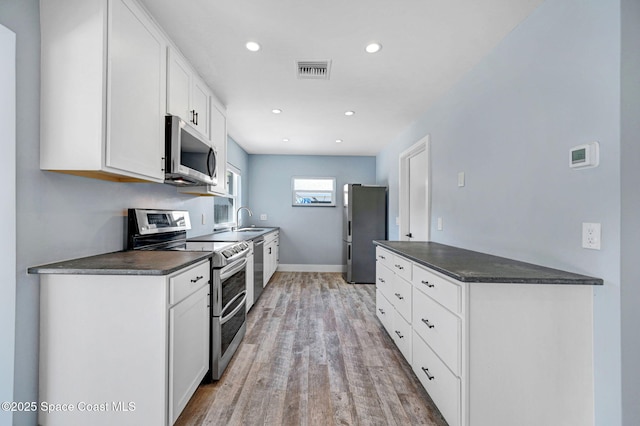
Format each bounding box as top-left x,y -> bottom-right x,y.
458,172 -> 465,187
582,223 -> 601,250
260,214 -> 268,221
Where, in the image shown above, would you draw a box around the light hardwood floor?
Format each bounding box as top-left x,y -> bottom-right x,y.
176,272 -> 448,426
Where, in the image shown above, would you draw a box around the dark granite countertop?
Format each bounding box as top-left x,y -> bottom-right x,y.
28,250 -> 212,276
189,227 -> 279,243
373,241 -> 603,285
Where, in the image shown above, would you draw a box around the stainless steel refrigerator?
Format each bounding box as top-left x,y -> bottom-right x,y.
343,184 -> 387,283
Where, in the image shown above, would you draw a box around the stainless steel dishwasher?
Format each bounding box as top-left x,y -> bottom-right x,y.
252,237 -> 265,306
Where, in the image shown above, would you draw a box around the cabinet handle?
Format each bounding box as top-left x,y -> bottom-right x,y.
378,308 -> 385,315
394,292 -> 404,300
421,280 -> 435,288
421,367 -> 435,381
195,111 -> 199,125
394,330 -> 404,339
395,264 -> 404,270
421,318 -> 435,329
378,277 -> 385,283
190,109 -> 196,124
190,275 -> 204,283
379,255 -> 386,260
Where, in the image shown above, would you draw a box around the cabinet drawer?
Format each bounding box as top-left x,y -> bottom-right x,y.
413,331 -> 461,426
264,231 -> 279,244
392,255 -> 412,282
413,264 -> 461,314
169,261 -> 210,305
376,262 -> 395,302
393,276 -> 412,323
376,247 -> 394,270
413,289 -> 461,375
376,289 -> 393,336
392,309 -> 412,363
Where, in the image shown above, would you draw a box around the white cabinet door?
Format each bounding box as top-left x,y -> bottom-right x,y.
167,48 -> 191,121
191,77 -> 211,138
166,47 -> 211,141
106,0 -> 165,181
107,0 -> 166,181
168,284 -> 209,424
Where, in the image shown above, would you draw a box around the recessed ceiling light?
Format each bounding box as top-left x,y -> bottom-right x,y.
365,42 -> 382,53
344,111 -> 355,116
272,109 -> 282,114
336,139 -> 343,143
246,41 -> 261,52
283,138 -> 289,142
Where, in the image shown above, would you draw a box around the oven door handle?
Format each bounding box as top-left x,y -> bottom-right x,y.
220,257 -> 248,281
220,291 -> 247,323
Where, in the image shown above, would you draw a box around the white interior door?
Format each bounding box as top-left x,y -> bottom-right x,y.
399,136 -> 430,241
408,149 -> 428,240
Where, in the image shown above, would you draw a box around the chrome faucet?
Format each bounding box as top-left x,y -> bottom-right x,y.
235,206 -> 253,230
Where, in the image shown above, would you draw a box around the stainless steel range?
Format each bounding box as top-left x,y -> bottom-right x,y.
127,208 -> 249,381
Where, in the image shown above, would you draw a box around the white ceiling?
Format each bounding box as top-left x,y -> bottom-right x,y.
140,0 -> 543,156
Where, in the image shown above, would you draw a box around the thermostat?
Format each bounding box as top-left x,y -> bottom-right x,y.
570,142 -> 599,169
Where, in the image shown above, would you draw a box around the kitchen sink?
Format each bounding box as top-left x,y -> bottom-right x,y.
236,228 -> 267,232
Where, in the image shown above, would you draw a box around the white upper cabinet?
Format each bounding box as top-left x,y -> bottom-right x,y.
40,0 -> 167,182
167,47 -> 211,141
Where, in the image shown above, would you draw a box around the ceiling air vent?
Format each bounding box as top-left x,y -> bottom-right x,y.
297,60 -> 331,80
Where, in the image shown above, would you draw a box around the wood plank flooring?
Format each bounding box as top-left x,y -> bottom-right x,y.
175,272 -> 448,426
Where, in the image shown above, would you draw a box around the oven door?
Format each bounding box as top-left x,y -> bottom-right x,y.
213,257 -> 248,316
210,256 -> 248,380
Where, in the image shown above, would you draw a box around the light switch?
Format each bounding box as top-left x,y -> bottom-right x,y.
458,172 -> 465,187
437,217 -> 443,231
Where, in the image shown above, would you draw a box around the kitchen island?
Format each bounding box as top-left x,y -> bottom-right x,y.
373,240 -> 601,426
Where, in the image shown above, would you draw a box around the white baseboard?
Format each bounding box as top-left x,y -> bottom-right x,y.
277,264 -> 346,273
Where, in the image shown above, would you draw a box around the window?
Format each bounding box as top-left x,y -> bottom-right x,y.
292,177 -> 336,207
214,165 -> 241,229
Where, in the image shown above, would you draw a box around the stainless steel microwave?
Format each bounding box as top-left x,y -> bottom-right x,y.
164,115 -> 218,186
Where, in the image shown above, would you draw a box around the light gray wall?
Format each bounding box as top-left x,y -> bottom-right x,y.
377,0 -> 622,424
227,135 -> 250,211
621,0 -> 640,424
0,2 -> 218,424
0,22 -> 16,426
247,155 -> 376,267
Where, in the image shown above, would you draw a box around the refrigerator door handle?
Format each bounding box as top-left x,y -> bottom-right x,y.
348,244 -> 351,260
348,220 -> 351,237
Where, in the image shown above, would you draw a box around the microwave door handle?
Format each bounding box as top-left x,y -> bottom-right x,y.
207,147 -> 215,179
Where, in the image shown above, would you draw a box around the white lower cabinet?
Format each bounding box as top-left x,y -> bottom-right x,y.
168,284 -> 209,424
375,289 -> 393,335
38,260 -> 211,426
375,248 -> 413,363
392,309 -> 412,362
263,230 -> 279,286
412,287 -> 461,376
413,331 -> 461,426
